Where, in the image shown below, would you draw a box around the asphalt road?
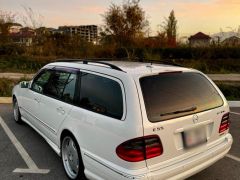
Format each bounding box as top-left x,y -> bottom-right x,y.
0,104 -> 66,180
0,104 -> 240,180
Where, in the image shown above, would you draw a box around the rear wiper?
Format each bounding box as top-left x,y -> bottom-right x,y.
160,106 -> 197,117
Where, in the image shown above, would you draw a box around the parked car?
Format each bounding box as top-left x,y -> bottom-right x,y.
12,60 -> 233,180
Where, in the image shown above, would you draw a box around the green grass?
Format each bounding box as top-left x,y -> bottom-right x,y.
216,82 -> 240,101
1,55 -> 240,74
0,55 -> 52,73
175,59 -> 240,74
0,78 -> 31,97
0,78 -> 15,96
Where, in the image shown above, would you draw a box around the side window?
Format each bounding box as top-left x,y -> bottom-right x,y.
62,73 -> 77,103
32,70 -> 52,94
43,71 -> 77,103
79,72 -> 123,120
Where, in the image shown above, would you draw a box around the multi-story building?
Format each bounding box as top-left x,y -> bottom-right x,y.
59,25 -> 98,43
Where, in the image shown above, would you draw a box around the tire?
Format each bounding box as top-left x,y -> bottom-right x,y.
13,98 -> 22,124
61,134 -> 86,180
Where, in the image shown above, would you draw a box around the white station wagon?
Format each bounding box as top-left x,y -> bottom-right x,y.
12,60 -> 233,180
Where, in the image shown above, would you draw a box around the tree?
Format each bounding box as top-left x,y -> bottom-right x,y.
163,10 -> 177,47
102,0 -> 149,58
0,10 -> 17,43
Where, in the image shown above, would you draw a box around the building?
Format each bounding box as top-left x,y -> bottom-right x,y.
0,23 -> 22,34
188,32 -> 211,47
59,25 -> 98,43
10,27 -> 36,46
222,36 -> 240,46
35,27 -> 64,36
211,30 -> 240,46
48,28 -> 64,35
8,23 -> 22,33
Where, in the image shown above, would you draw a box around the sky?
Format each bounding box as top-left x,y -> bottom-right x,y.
1,0 -> 240,36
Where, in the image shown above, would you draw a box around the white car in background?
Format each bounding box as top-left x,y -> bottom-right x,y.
12,60 -> 232,180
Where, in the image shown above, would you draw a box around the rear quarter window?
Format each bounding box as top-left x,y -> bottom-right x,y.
140,72 -> 224,122
78,72 -> 124,120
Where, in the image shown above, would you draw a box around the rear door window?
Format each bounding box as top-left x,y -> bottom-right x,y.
140,72 -> 223,122
62,73 -> 77,103
78,72 -> 123,120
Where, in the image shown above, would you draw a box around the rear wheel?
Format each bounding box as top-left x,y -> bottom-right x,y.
61,135 -> 86,180
13,98 -> 22,124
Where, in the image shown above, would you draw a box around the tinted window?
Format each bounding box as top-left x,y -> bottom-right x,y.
43,71 -> 77,103
44,71 -> 70,99
140,72 -> 223,122
32,70 -> 52,94
79,72 -> 123,119
62,73 -> 77,103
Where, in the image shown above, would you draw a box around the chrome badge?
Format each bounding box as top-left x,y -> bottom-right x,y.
193,114 -> 199,123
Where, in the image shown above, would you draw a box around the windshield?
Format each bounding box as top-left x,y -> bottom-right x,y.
140,72 -> 224,122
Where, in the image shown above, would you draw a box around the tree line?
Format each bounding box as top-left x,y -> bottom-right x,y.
0,0 -> 179,59
0,0 -> 240,61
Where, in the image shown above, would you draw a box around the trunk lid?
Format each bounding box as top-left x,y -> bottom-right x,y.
136,71 -> 229,168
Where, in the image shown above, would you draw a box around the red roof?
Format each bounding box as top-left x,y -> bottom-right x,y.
189,32 -> 211,40
10,31 -> 35,38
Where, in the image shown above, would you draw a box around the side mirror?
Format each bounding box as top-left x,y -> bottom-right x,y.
20,81 -> 30,89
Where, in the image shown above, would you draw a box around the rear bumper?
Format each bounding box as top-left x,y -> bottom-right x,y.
84,133 -> 232,180
147,133 -> 233,180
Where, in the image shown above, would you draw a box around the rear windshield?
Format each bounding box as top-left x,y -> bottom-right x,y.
140,72 -> 223,122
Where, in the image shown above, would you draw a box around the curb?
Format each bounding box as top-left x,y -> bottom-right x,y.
0,73 -> 34,80
228,101 -> 240,108
0,97 -> 12,104
207,74 -> 240,82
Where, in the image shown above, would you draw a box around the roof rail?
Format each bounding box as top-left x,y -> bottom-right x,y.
87,58 -> 182,67
54,58 -> 182,70
82,60 -> 124,71
54,59 -> 124,72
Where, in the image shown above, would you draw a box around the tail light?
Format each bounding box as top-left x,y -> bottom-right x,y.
116,135 -> 163,162
219,112 -> 230,133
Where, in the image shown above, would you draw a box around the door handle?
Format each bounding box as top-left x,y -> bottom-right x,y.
57,107 -> 65,115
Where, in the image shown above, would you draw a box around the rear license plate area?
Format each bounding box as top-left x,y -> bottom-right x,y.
182,126 -> 207,149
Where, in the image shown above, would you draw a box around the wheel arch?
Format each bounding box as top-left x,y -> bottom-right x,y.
60,129 -> 81,151
60,129 -> 76,143
12,94 -> 16,101
60,128 -> 86,179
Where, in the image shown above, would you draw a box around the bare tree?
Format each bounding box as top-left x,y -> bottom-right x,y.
0,10 -> 16,24
21,6 -> 44,29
